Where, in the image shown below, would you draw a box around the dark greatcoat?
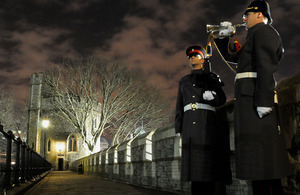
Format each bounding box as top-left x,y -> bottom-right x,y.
215,23 -> 292,180
175,69 -> 231,182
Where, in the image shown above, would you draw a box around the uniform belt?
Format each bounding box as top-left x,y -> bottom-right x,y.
184,103 -> 215,112
235,72 -> 257,81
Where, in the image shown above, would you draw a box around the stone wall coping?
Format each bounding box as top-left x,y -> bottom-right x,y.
117,137 -> 136,151
152,124 -> 175,142
131,130 -> 155,148
277,83 -> 300,106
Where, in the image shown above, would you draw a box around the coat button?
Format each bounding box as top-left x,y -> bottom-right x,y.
192,96 -> 195,98
193,122 -> 196,125
193,84 -> 195,87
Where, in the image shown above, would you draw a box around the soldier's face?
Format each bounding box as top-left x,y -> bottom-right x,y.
243,12 -> 261,29
189,54 -> 204,69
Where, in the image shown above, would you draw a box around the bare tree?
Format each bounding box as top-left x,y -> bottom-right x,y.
44,58 -> 170,151
0,85 -> 15,129
0,86 -> 28,139
110,84 -> 169,145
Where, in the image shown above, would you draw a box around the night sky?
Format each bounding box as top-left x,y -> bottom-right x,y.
1,0 -> 299,108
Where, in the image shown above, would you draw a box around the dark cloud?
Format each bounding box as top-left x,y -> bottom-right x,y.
0,0 -> 299,106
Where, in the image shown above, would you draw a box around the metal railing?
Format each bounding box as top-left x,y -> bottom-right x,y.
0,125 -> 51,194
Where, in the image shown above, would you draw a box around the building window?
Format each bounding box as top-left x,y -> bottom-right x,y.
68,135 -> 77,152
47,140 -> 51,152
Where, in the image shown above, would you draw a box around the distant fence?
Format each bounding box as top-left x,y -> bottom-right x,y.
0,125 -> 51,194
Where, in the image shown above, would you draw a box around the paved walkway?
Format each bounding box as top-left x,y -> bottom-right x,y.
23,171 -> 183,195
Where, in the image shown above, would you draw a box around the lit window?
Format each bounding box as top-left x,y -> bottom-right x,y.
68,135 -> 77,152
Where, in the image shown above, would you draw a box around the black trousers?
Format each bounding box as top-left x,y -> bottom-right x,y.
252,179 -> 283,195
191,181 -> 226,195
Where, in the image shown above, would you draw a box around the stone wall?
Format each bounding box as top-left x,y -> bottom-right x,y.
277,74 -> 300,195
70,124 -> 188,193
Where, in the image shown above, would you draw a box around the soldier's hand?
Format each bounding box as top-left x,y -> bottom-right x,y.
203,91 -> 216,101
257,107 -> 272,118
176,133 -> 181,137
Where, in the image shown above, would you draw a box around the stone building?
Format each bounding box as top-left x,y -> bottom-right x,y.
27,73 -> 108,170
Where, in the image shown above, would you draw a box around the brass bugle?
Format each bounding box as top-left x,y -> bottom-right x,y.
206,23 -> 246,33
234,23 -> 246,27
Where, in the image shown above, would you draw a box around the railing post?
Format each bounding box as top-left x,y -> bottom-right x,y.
31,151 -> 35,179
32,151 -> 37,178
13,137 -> 21,186
3,131 -> 13,190
38,155 -> 42,175
25,146 -> 31,181
20,142 -> 26,183
28,148 -> 34,180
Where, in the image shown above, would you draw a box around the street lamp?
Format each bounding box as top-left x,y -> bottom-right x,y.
42,120 -> 50,128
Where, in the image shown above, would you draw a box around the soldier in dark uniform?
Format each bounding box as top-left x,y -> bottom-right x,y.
214,0 -> 292,194
175,45 -> 230,194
